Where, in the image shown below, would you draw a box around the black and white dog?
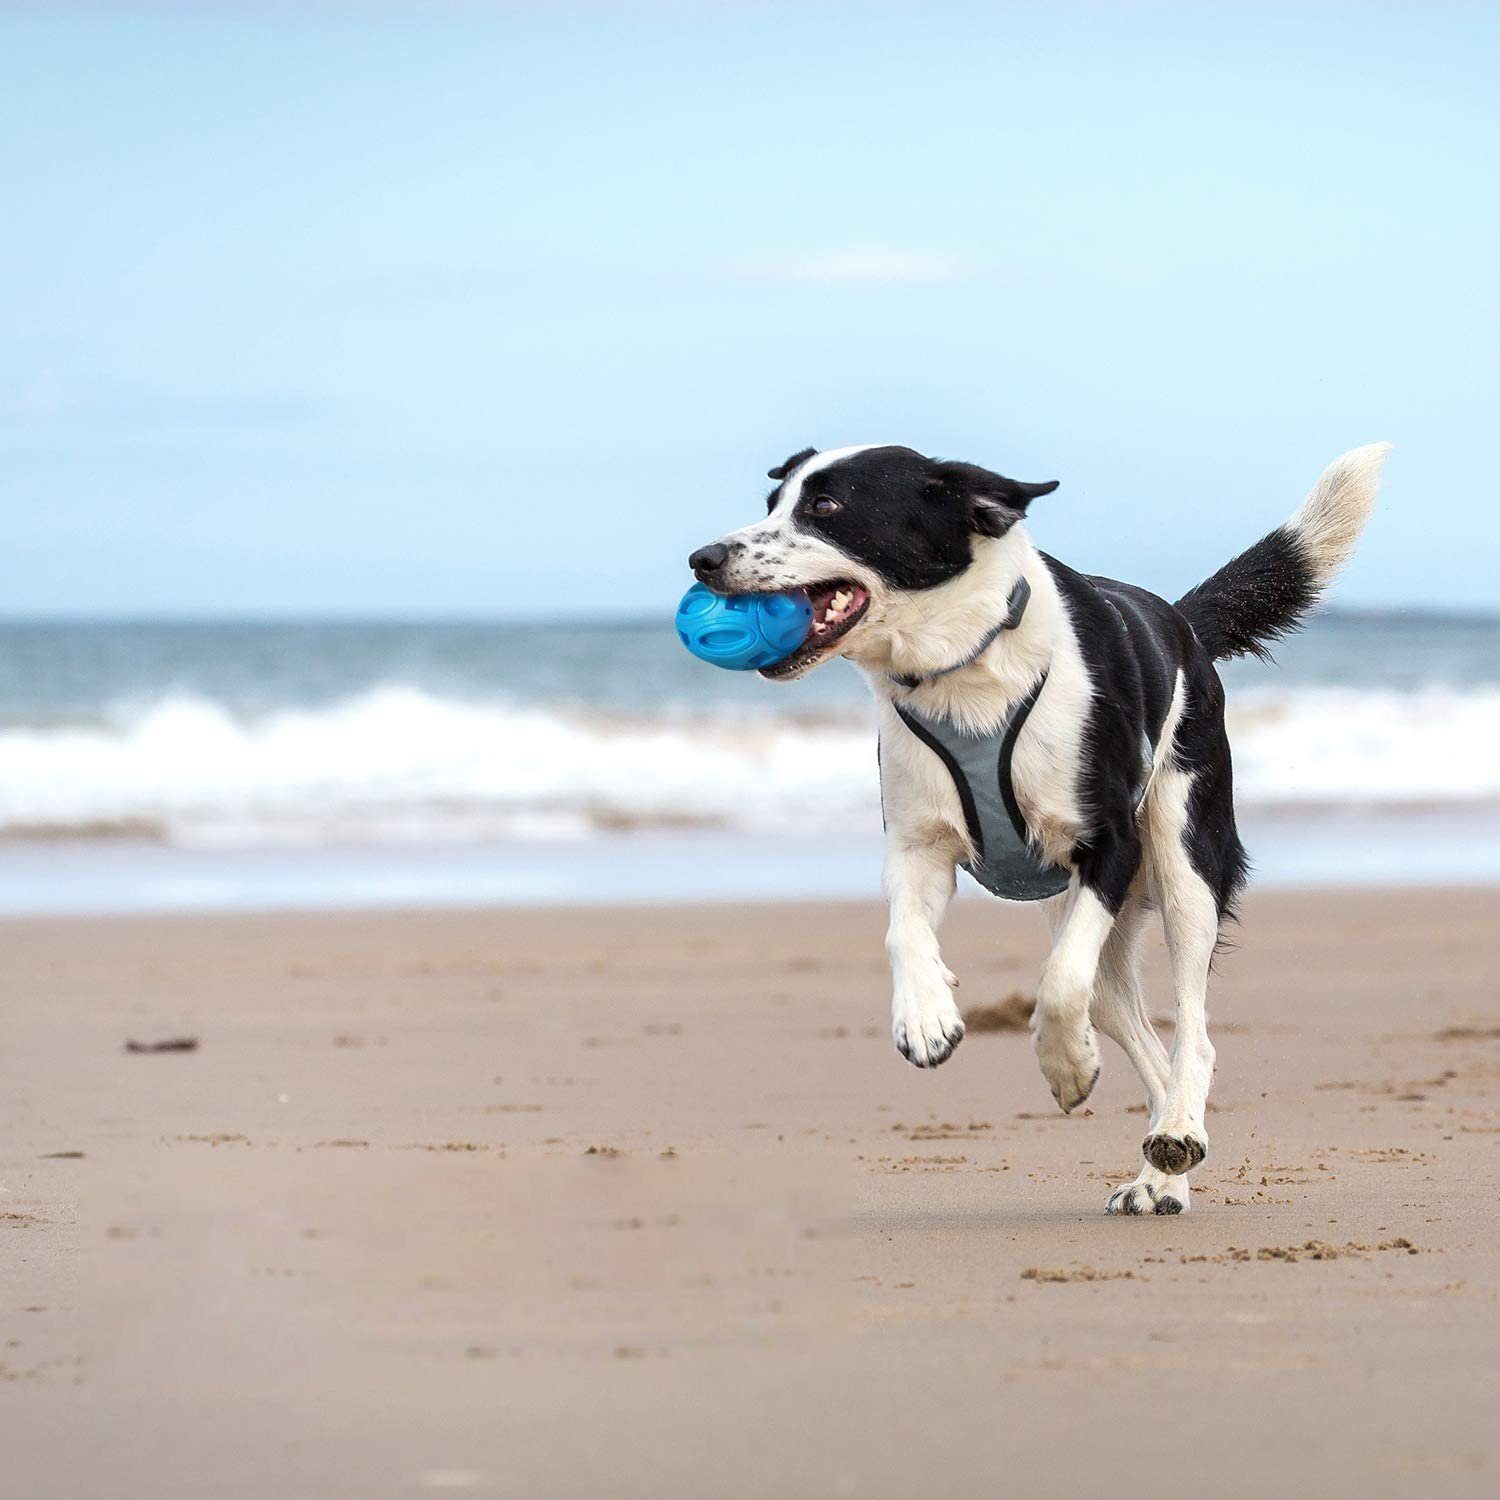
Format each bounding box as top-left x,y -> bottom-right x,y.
688,442 -> 1388,1214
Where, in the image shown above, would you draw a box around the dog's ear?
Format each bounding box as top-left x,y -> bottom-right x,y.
767,446 -> 817,481
1005,476 -> 1061,505
929,461 -> 1059,536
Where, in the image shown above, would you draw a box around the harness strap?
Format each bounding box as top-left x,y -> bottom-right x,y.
890,672 -> 1072,903
887,576 -> 1032,690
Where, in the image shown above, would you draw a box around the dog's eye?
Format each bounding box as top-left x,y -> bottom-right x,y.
808,497 -> 840,517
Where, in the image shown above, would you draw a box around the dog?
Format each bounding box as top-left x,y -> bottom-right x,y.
687,441 -> 1389,1213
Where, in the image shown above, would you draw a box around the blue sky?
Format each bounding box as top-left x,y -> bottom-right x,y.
3,2 -> 1498,617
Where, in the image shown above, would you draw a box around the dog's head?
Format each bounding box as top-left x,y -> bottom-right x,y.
686,444 -> 1058,680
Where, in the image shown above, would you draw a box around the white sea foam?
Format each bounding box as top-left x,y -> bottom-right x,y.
1227,686 -> 1500,806
0,688 -> 876,844
0,684 -> 1495,846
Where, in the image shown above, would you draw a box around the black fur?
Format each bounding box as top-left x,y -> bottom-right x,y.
766,447 -> 817,482
1175,523 -> 1319,662
926,462 -> 1059,538
1042,556 -> 1249,920
745,443 -> 1287,925
766,446 -> 1060,591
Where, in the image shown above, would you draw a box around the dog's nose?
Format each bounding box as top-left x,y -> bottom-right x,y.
688,543 -> 730,576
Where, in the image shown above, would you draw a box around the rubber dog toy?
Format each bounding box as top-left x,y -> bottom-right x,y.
675,583 -> 812,671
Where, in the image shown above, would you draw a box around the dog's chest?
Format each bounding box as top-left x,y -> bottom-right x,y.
887,688 -> 1072,900
882,668 -> 1089,870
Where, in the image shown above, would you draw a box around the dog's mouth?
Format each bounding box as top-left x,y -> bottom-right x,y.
759,580 -> 871,679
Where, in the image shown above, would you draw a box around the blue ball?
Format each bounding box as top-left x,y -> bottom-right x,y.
675,582 -> 813,671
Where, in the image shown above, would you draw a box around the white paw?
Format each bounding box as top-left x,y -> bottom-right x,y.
1106,1165 -> 1190,1216
892,982 -> 965,1069
1142,1119 -> 1208,1176
1031,1008 -> 1101,1112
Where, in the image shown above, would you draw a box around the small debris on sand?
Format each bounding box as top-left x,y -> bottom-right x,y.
1316,1072 -> 1456,1096
124,1036 -> 199,1054
1022,1265 -> 1138,1283
1180,1238 -> 1420,1265
963,993 -> 1034,1032
1258,1237 -> 1419,1262
891,1121 -> 992,1140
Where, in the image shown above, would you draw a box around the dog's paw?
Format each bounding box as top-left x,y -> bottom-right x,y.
1106,1167 -> 1190,1216
1031,1011 -> 1101,1113
893,987 -> 965,1069
1142,1126 -> 1208,1176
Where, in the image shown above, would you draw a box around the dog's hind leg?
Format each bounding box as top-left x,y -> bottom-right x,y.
1092,894 -> 1191,1213
1031,884 -> 1119,1111
1139,781 -> 1220,1178
884,834 -> 966,1068
1032,885 -> 1113,1111
1032,820 -> 1141,1112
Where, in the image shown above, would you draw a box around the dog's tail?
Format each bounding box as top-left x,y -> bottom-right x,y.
1175,443 -> 1391,663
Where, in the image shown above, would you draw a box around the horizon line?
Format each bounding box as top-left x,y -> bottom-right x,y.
0,602 -> 1497,630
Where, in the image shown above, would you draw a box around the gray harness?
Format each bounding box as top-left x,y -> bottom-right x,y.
881,577 -> 1160,903
889,679 -> 1071,902
876,573 -> 1158,900
881,577 -> 1070,902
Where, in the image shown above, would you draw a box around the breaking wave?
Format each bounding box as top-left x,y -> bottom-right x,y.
0,683 -> 1495,846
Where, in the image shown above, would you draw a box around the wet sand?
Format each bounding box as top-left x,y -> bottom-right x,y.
3,889 -> 1498,1497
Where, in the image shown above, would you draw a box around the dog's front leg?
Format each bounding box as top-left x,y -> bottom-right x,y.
884,834 -> 965,1068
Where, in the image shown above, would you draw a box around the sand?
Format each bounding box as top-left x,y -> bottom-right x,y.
2,888 -> 1498,1498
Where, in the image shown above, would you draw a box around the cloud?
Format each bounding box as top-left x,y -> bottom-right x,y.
726,247 -> 991,286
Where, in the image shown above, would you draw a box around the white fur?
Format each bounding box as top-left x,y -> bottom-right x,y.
1289,442 -> 1390,586
705,445 -> 891,618
1138,743 -> 1218,1171
862,532 -> 1092,865
883,834 -> 965,1067
702,461 -> 887,660
769,444 -> 884,520
1091,896 -> 1191,1213
1031,883 -> 1113,1111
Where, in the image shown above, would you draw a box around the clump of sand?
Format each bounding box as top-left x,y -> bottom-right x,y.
963,992 -> 1034,1032
1180,1238 -> 1419,1265
1021,1265 -> 1138,1283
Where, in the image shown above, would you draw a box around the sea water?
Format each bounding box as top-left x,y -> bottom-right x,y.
0,611 -> 1496,912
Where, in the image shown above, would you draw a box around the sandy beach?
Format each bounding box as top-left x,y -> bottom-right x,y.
4,887 -> 1498,1497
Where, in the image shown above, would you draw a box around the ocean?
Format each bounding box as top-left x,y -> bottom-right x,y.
1,611 -> 1497,913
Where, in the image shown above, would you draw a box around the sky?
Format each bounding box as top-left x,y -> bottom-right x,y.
2,1 -> 1498,618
